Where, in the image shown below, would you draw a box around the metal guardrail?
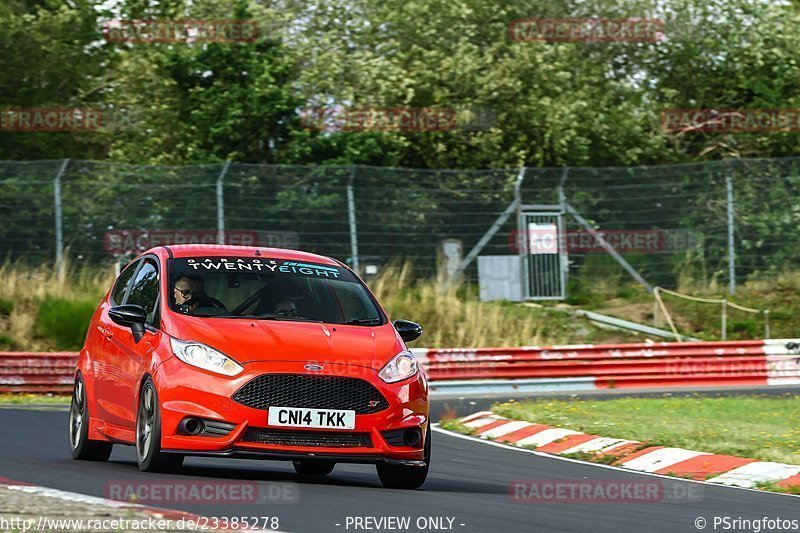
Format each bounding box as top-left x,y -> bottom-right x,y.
1,340 -> 799,394
414,339 -> 800,390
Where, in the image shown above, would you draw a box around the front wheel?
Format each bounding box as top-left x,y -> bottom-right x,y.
136,378 -> 183,473
293,459 -> 335,476
376,426 -> 431,489
69,375 -> 113,461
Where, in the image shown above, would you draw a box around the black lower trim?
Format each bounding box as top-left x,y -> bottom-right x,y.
163,448 -> 426,467
242,428 -> 373,448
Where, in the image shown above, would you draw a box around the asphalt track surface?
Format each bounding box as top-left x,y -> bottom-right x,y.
2,408 -> 800,533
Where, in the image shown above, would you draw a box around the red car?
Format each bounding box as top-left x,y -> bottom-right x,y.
69,245 -> 429,489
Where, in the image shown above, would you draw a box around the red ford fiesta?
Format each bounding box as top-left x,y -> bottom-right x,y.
69,244 -> 429,489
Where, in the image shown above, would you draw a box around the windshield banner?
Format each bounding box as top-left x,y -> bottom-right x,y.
174,257 -> 343,279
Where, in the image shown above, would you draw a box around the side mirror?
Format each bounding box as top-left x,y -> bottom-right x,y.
109,304 -> 147,343
394,319 -> 422,343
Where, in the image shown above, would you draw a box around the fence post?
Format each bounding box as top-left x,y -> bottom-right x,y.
516,167 -> 526,297
726,159 -> 736,295
53,158 -> 69,276
558,167 -> 569,300
216,161 -> 231,245
347,167 -> 360,274
764,309 -> 770,339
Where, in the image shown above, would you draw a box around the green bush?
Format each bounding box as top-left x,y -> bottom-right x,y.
36,297 -> 96,350
0,334 -> 15,350
730,319 -> 759,338
0,299 -> 12,316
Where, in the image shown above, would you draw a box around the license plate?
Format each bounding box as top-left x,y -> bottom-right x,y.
268,406 -> 356,430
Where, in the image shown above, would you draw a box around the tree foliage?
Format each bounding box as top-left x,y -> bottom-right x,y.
1,0 -> 799,166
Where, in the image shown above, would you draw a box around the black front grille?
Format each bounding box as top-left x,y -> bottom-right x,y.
232,374 -> 389,414
242,428 -> 373,448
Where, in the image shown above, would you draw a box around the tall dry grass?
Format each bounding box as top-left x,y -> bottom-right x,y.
0,260 -> 583,350
369,263 -> 546,348
0,260 -> 114,351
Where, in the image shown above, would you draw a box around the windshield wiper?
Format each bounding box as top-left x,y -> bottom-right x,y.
342,317 -> 382,326
256,314 -> 323,323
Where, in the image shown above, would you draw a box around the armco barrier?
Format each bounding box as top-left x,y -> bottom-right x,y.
0,352 -> 78,393
412,339 -> 800,391
1,339 -> 800,394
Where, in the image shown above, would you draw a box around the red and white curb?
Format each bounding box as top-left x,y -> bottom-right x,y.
458,411 -> 800,491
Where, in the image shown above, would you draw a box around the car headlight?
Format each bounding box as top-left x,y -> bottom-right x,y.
169,338 -> 243,376
378,351 -> 419,383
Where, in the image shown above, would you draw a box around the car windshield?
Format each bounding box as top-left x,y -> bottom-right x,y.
168,256 -> 385,325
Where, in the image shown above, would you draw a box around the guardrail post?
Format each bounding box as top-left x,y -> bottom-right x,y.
53,158 -> 69,276
764,309 -> 770,339
216,161 -> 231,245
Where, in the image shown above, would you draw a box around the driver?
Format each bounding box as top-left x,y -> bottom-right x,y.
173,275 -> 225,313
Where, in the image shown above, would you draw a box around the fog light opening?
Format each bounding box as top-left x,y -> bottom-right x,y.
180,418 -> 204,435
403,428 -> 422,447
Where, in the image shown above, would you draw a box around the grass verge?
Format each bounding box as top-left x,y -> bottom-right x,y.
491,396 -> 800,466
439,396 -> 800,494
0,393 -> 70,404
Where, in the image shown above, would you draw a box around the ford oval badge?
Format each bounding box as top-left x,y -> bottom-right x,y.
304,363 -> 324,371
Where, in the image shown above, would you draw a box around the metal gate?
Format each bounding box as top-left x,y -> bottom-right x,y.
519,211 -> 568,300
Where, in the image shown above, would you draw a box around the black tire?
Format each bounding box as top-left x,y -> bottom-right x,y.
136,378 -> 184,473
376,426 -> 431,489
293,459 -> 335,476
69,375 -> 113,461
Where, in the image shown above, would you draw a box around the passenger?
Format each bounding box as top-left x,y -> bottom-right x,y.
273,299 -> 297,318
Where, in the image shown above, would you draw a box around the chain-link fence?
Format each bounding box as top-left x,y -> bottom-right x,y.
2,158 -> 799,295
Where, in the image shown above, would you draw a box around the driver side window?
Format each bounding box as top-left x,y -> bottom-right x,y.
110,260 -> 139,305
125,259 -> 159,326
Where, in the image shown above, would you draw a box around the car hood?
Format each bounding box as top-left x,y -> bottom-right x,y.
166,315 -> 403,370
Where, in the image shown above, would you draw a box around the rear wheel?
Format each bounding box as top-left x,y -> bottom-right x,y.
69,375 -> 113,461
136,378 -> 184,473
293,459 -> 335,476
376,426 -> 430,489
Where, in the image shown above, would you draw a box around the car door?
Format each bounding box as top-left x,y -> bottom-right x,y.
104,257 -> 162,429
94,259 -> 140,426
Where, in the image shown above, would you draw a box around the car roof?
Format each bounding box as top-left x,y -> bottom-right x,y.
153,244 -> 342,266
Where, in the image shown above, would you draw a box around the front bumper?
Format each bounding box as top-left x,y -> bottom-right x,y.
154,357 -> 429,462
